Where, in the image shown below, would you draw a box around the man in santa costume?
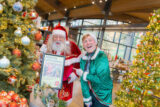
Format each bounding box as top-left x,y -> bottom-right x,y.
40,23 -> 81,104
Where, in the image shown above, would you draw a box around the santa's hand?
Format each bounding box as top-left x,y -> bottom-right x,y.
73,68 -> 83,77
85,101 -> 92,107
68,72 -> 77,84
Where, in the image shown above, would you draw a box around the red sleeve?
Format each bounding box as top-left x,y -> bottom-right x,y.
69,41 -> 81,69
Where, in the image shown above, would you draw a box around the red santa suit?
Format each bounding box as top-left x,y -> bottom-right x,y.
40,24 -> 81,102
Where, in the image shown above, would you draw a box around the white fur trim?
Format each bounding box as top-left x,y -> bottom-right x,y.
82,47 -> 100,60
66,41 -> 70,44
65,55 -> 82,66
52,30 -> 66,36
91,47 -> 100,60
66,99 -> 72,105
40,44 -> 47,53
83,96 -> 92,102
83,72 -> 89,81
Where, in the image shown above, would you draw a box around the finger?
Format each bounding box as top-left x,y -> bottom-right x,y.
68,79 -> 72,84
73,68 -> 77,70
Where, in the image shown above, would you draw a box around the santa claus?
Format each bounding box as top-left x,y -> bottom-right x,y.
40,23 -> 81,103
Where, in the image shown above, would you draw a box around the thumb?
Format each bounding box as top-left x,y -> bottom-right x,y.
73,68 -> 78,70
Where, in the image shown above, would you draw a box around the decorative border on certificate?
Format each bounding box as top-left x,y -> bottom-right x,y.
39,53 -> 65,89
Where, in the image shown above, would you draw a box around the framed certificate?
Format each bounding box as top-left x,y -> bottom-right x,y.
39,53 -> 65,89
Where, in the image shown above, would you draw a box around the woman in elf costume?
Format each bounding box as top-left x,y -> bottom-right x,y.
75,33 -> 113,107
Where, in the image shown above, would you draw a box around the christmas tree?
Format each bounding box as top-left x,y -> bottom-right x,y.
114,9 -> 160,107
0,0 -> 41,98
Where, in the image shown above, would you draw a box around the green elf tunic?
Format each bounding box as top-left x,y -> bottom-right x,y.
80,47 -> 113,106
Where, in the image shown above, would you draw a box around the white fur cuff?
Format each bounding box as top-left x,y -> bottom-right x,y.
52,30 -> 66,36
83,72 -> 89,81
40,44 -> 47,53
83,96 -> 92,103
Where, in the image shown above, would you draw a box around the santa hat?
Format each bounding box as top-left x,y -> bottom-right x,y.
89,33 -> 97,44
43,23 -> 69,44
52,23 -> 68,41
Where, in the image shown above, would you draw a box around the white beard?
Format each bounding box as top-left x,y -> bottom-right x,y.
52,41 -> 65,54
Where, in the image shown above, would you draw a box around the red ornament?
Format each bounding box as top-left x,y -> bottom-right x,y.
26,85 -> 33,92
9,102 -> 18,107
8,75 -> 17,84
5,95 -> 12,101
29,10 -> 38,20
19,102 -> 27,107
22,11 -> 27,18
137,44 -> 140,47
8,91 -> 15,97
144,72 -> 150,76
20,98 -> 27,104
35,31 -> 42,41
0,99 -> 8,107
0,90 -> 7,96
12,49 -> 21,57
32,62 -> 41,71
11,94 -> 20,102
158,20 -> 160,23
0,97 -> 8,107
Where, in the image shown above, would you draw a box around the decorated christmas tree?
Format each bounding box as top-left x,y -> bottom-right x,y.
0,0 -> 41,98
114,9 -> 160,107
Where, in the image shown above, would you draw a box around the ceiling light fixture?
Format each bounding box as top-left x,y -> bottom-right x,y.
74,6 -> 76,8
99,0 -> 103,3
64,8 -> 67,11
92,1 -> 95,4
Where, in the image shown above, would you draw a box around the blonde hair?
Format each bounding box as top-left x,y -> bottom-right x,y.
82,34 -> 90,42
46,35 -> 71,55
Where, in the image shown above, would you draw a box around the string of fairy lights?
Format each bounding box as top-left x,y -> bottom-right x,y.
48,0 -> 108,15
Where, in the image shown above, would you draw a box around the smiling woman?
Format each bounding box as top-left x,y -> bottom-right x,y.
75,33 -> 113,107
82,33 -> 97,53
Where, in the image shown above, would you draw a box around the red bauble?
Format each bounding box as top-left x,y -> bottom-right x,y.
0,90 -> 7,96
0,97 -> 8,107
26,85 -> 33,92
8,75 -> 17,84
9,102 -> 18,107
8,91 -> 15,97
12,49 -> 21,57
35,31 -> 42,41
137,44 -> 140,47
12,94 -> 20,102
22,11 -> 27,18
29,11 -> 38,20
32,62 -> 41,71
20,98 -> 27,104
158,20 -> 160,23
19,102 -> 27,107
5,95 -> 12,101
144,72 -> 150,76
0,100 -> 8,107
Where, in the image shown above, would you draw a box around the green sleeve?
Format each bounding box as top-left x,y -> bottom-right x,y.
80,60 -> 91,103
80,75 -> 91,103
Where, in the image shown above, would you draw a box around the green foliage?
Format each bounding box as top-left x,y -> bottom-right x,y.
0,0 -> 39,98
114,9 -> 160,107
